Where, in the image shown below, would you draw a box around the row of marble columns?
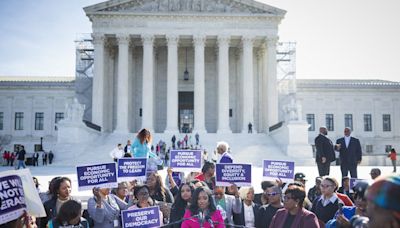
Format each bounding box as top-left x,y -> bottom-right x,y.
92,33 -> 278,134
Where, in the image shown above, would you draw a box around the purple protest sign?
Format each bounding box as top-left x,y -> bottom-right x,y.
215,163 -> 252,187
117,158 -> 147,182
121,206 -> 161,228
170,150 -> 202,172
263,160 -> 295,183
0,175 -> 26,225
77,163 -> 117,191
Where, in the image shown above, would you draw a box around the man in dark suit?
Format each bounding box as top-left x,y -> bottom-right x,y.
315,126 -> 336,176
335,127 -> 362,178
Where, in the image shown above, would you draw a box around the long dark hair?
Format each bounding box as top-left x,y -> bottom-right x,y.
137,128 -> 152,144
148,172 -> 168,202
189,187 -> 217,215
172,183 -> 194,210
51,177 -> 71,199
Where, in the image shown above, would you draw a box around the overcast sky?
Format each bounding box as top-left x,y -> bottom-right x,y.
0,0 -> 399,81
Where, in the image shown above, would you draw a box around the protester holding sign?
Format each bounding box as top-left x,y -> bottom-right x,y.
182,187 -> 224,228
0,174 -> 28,226
213,185 -> 242,226
87,187 -> 128,228
127,185 -> 164,225
1,211 -> 37,228
194,161 -> 216,190
169,183 -> 195,228
41,177 -> 74,228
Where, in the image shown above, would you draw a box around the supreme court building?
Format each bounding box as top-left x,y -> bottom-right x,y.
84,0 -> 285,134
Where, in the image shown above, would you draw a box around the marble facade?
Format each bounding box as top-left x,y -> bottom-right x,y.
84,0 -> 285,134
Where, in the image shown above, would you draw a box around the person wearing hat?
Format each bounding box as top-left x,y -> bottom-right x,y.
366,175 -> 400,228
315,126 -> 336,176
294,172 -> 307,185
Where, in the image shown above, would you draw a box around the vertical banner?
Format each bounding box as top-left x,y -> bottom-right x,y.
77,163 -> 117,191
263,160 -> 295,183
215,163 -> 252,187
0,169 -> 46,223
117,158 -> 147,182
121,206 -> 161,228
169,150 -> 202,172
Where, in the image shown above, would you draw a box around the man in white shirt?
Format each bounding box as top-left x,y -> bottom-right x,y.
335,127 -> 362,178
109,143 -> 124,162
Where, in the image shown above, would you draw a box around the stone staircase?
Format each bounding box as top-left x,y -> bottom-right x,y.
53,132 -> 315,166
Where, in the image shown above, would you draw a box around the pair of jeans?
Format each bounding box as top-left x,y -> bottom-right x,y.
17,160 -> 26,169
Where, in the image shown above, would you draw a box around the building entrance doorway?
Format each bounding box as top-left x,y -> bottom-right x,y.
179,92 -> 194,133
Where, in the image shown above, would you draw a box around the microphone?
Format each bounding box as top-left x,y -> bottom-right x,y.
159,213 -> 201,227
198,210 -> 205,227
205,215 -> 214,228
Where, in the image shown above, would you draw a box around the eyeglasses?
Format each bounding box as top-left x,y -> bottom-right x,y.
266,192 -> 281,196
320,184 -> 333,188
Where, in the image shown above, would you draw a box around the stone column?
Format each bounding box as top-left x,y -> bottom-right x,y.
193,34 -> 207,133
241,36 -> 255,133
217,35 -> 231,133
261,45 -> 268,132
266,37 -> 279,128
164,34 -> 179,133
91,33 -> 106,130
141,34 -> 155,132
115,34 -> 130,133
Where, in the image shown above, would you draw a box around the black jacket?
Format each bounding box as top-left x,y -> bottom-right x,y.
336,137 -> 362,165
41,197 -> 57,228
255,204 -> 282,228
233,202 -> 260,227
315,134 -> 335,163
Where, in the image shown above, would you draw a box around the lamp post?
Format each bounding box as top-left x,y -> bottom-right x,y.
183,47 -> 189,80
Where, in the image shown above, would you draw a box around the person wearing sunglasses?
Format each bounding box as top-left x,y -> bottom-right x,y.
270,184 -> 319,228
256,185 -> 283,228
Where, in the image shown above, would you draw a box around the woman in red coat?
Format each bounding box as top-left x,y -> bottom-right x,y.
270,184 -> 320,228
182,187 -> 225,228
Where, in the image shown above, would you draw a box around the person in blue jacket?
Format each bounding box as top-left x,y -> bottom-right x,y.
131,128 -> 162,172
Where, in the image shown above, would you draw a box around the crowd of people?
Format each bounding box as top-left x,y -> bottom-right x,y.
2,147 -> 54,169
2,127 -> 399,228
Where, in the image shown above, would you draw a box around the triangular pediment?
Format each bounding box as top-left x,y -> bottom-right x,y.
84,0 -> 285,16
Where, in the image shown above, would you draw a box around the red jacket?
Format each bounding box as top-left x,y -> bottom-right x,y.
270,208 -> 320,228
